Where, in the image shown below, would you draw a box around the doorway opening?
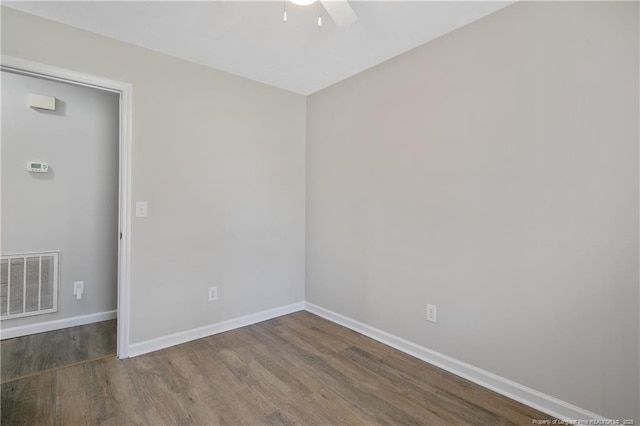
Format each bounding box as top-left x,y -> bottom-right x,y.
0,57 -> 132,363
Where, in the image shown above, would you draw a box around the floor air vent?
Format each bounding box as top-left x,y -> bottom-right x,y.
0,252 -> 59,320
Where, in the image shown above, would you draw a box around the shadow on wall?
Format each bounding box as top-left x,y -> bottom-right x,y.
29,167 -> 55,181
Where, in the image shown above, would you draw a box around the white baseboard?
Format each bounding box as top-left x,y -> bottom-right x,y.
0,310 -> 117,340
6,301 -> 606,422
129,302 -> 305,357
304,302 -> 606,423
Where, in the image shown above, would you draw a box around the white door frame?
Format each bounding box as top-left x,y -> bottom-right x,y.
1,55 -> 132,358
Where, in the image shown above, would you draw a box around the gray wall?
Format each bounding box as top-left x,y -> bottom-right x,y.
1,71 -> 119,325
1,6 -> 306,343
306,1 -> 638,420
3,1 -> 638,420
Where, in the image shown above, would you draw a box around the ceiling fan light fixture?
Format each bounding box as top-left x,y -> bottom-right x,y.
290,0 -> 317,6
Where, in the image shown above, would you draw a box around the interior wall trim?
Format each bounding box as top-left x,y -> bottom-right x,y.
0,309 -> 117,340
128,302 -> 305,357
10,299 -> 605,421
304,302 -> 607,422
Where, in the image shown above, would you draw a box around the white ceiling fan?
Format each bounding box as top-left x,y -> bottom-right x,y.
287,0 -> 358,27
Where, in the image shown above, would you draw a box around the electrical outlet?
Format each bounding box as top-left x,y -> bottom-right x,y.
427,304 -> 437,323
73,281 -> 84,300
208,286 -> 218,301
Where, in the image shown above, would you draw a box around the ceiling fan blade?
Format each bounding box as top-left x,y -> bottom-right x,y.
320,0 -> 357,27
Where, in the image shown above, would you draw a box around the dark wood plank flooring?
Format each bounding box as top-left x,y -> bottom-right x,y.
1,319 -> 116,382
1,312 -> 553,425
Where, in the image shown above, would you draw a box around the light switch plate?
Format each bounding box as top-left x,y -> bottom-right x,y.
135,201 -> 148,217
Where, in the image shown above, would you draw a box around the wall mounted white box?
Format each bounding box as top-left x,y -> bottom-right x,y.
29,94 -> 56,111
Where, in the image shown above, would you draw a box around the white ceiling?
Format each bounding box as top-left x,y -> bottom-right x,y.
5,1 -> 514,95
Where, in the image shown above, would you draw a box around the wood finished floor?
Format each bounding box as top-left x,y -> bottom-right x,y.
1,312 -> 553,425
1,319 -> 116,382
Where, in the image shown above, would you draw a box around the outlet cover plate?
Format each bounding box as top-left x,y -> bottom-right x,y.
427,304 -> 437,323
208,286 -> 218,301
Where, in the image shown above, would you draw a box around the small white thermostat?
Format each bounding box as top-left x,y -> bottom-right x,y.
27,162 -> 49,173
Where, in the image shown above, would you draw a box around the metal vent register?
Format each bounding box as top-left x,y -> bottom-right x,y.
0,252 -> 59,320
